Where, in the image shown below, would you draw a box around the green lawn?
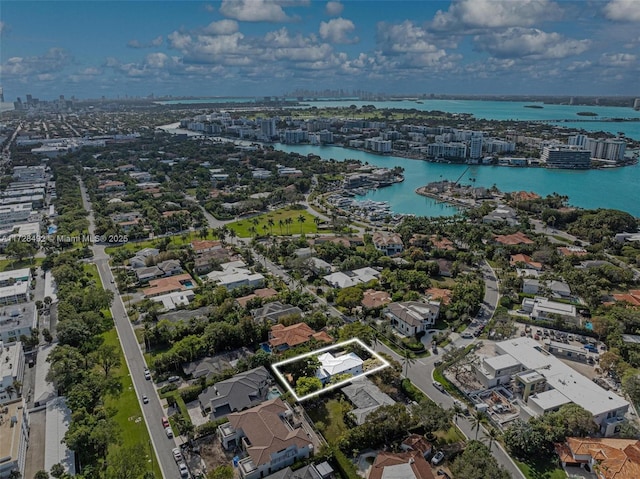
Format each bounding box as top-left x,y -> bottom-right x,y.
105,230 -> 218,256
102,329 -> 161,478
226,207 -> 320,237
307,399 -> 349,444
515,458 -> 566,479
0,257 -> 43,271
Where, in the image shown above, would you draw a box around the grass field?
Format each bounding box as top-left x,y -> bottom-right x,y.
515,458 -> 566,479
226,208 -> 320,237
307,399 -> 349,444
102,329 -> 161,477
0,257 -> 43,271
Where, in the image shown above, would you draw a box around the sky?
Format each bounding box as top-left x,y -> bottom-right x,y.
1,0 -> 639,101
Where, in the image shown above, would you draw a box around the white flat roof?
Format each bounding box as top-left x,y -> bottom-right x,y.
496,337 -> 628,417
0,268 -> 30,283
529,389 -> 571,411
532,297 -> 576,316
44,397 -> 76,475
0,281 -> 29,299
484,354 -> 521,371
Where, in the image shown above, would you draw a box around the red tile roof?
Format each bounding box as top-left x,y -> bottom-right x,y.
368,451 -> 435,479
361,289 -> 392,309
495,232 -> 534,245
268,323 -> 333,349
557,438 -> 640,479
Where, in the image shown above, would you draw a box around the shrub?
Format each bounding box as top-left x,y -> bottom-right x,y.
159,383 -> 178,395
401,378 -> 425,402
180,385 -> 204,403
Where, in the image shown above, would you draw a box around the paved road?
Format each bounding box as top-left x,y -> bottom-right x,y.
479,260 -> 499,321
373,340 -> 525,479
79,180 -> 179,479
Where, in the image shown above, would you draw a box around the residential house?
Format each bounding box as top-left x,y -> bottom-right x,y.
613,290 -> 640,307
522,279 -> 572,299
384,301 -> 440,336
268,323 -> 333,352
400,435 -> 433,459
429,235 -> 455,251
150,290 -> 195,311
316,352 -> 363,385
483,205 -> 519,225
142,273 -> 196,298
555,437 -> 640,479
368,451 -> 435,479
191,240 -> 223,254
207,260 -> 265,291
156,259 -> 183,276
198,366 -> 273,419
372,232 -> 404,256
182,348 -> 253,380
361,289 -> 391,310
521,297 -> 577,323
218,398 -> 313,479
135,266 -> 164,283
252,302 -> 302,323
263,462 -> 334,479
557,246 -> 588,257
194,248 -> 236,275
494,232 -> 534,246
510,254 -> 542,271
323,267 -> 380,289
436,258 -> 454,277
236,288 -> 279,308
341,377 -> 395,425
309,257 -> 332,275
425,287 -> 452,305
97,180 -> 125,192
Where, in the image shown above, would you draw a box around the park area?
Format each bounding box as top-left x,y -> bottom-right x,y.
226,207 -> 321,237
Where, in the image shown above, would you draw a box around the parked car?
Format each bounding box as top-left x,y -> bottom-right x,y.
433,381 -> 445,392
461,332 -> 473,339
431,451 -> 445,465
168,375 -> 180,383
144,368 -> 151,380
172,448 -> 183,462
162,417 -> 170,428
178,462 -> 189,478
584,344 -> 598,353
165,427 -> 174,438
142,395 -> 149,404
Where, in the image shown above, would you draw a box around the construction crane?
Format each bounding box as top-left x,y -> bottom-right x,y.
451,165 -> 471,188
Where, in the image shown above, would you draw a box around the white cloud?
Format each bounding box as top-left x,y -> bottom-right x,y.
128,36 -> 164,49
80,67 -> 100,75
0,48 -> 72,78
432,0 -> 562,30
168,31 -> 192,49
220,0 -> 297,22
600,52 -> 637,67
319,17 -> 357,44
145,52 -> 169,68
203,19 -> 239,35
474,28 -> 590,59
0,21 -> 6,35
325,1 -> 343,16
377,21 -> 443,55
151,36 -> 163,47
604,0 -> 640,22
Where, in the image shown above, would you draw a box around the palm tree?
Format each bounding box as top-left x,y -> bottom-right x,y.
262,224 -> 268,236
268,218 -> 275,235
402,349 -> 416,376
285,217 -> 293,235
471,410 -> 485,439
313,216 -> 321,232
451,402 -> 464,424
297,214 -> 306,235
483,426 -> 501,450
278,219 -> 284,235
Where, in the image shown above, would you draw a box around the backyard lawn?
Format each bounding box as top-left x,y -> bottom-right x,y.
226,207 -> 320,237
515,458 -> 566,479
307,398 -> 350,444
102,329 -> 161,477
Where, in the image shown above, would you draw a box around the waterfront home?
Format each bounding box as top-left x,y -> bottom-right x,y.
372,232 -> 404,256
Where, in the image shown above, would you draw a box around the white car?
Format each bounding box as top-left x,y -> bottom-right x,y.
178,462 -> 189,478
172,447 -> 183,462
165,427 -> 173,438
433,381 -> 445,392
431,451 -> 445,465
461,332 -> 473,339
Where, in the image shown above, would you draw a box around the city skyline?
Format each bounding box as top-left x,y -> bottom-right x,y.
1,0 -> 639,100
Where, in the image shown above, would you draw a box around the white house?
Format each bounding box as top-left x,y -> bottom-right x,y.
315,352 -> 364,384
383,301 -> 440,336
372,232 -> 404,256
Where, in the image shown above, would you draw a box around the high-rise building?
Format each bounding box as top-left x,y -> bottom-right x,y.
469,136 -> 483,159
585,138 -> 627,162
0,87 -> 4,103
260,118 -> 277,139
568,134 -> 588,148
541,146 -> 591,169
634,98 -> 640,110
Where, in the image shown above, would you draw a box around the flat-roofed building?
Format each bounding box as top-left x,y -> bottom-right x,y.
0,399 -> 29,479
0,341 -> 24,405
0,204 -> 32,227
522,297 -> 577,323
0,269 -> 30,288
493,337 -> 629,435
0,302 -> 36,343
44,397 -> 75,476
541,145 -> 591,169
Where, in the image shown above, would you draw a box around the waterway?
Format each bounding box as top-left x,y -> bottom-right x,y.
301,100 -> 640,140
275,144 -> 640,218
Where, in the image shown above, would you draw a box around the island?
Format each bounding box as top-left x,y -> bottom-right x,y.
524,105 -> 544,109
577,111 -> 599,116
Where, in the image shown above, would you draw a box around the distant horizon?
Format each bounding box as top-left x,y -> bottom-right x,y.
1,1 -> 639,99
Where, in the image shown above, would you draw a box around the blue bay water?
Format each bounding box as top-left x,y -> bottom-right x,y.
276,144 -> 640,218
